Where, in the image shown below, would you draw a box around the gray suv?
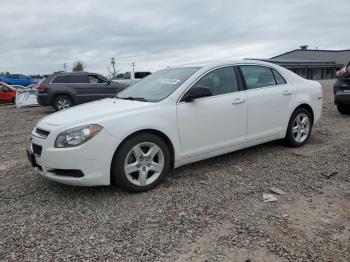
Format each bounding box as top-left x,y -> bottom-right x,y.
37,72 -> 129,110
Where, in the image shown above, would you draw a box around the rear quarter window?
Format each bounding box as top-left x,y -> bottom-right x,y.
52,75 -> 70,83
272,69 -> 287,85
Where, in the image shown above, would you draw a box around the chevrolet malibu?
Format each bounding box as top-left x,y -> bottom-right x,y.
27,60 -> 323,192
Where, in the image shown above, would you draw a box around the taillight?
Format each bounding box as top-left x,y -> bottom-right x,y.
37,83 -> 47,92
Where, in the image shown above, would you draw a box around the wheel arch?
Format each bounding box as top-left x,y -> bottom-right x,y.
293,103 -> 314,124
52,93 -> 76,105
110,129 -> 176,179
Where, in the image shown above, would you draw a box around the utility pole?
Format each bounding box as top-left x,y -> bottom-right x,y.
110,58 -> 116,79
63,63 -> 67,72
131,62 -> 135,84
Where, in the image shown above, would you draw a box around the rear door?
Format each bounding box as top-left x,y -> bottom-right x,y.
238,65 -> 294,142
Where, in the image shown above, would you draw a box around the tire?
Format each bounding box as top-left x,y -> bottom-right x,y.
54,95 -> 73,111
284,108 -> 313,147
12,97 -> 16,104
112,133 -> 171,192
337,105 -> 350,115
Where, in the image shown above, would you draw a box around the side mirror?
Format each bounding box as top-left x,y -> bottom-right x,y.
183,86 -> 212,102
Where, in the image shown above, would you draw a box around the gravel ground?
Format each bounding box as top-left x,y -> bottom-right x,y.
0,80 -> 349,261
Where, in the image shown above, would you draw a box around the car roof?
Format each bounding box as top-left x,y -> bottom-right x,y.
0,82 -> 16,90
169,59 -> 281,69
51,71 -> 97,75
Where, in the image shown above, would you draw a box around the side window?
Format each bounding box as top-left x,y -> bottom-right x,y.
70,75 -> 88,83
272,69 -> 287,85
88,75 -> 102,84
193,67 -> 239,96
52,75 -> 69,83
240,66 -> 277,89
135,72 -> 151,79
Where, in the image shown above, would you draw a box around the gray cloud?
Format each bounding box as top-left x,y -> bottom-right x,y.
0,0 -> 349,75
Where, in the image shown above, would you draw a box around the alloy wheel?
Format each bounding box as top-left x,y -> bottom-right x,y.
124,142 -> 164,186
292,113 -> 310,143
57,99 -> 70,110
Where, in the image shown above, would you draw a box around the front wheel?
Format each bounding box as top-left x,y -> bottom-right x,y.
284,108 -> 313,147
337,105 -> 350,115
112,133 -> 171,192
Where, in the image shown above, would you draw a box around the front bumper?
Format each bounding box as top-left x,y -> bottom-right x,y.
335,92 -> 350,105
27,126 -> 117,186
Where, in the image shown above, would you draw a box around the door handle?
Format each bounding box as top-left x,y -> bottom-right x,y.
232,98 -> 246,105
283,90 -> 293,96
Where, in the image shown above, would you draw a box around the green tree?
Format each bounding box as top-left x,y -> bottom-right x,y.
116,73 -> 124,79
72,61 -> 85,72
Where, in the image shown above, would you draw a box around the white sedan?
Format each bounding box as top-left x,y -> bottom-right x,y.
27,60 -> 323,192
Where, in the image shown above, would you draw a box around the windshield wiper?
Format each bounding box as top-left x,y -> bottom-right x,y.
117,96 -> 148,102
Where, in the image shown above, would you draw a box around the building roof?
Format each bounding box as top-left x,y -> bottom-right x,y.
246,58 -> 343,68
271,48 -> 350,67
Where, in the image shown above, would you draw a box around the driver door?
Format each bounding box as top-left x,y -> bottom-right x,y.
87,75 -> 116,100
176,66 -> 247,158
0,86 -> 12,102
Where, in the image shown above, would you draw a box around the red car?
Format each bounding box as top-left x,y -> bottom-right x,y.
0,82 -> 16,104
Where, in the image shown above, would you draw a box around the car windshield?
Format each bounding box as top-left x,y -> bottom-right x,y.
117,67 -> 200,102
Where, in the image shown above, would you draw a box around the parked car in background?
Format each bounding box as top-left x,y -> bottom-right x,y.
334,64 -> 350,114
0,74 -> 35,87
0,82 -> 16,103
27,60 -> 322,192
11,85 -> 26,89
37,72 -> 129,110
114,71 -> 151,85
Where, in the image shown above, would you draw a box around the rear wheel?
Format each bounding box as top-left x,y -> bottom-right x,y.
54,95 -> 73,111
337,105 -> 350,115
112,133 -> 170,192
284,108 -> 313,147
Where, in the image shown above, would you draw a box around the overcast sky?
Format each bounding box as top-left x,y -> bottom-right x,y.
1,0 -> 349,75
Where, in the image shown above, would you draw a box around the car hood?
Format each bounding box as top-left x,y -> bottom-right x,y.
41,98 -> 153,126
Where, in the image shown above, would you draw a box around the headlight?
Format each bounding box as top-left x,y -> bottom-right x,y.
55,124 -> 103,148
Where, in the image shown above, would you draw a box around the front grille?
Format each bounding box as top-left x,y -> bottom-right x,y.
32,143 -> 42,156
35,128 -> 50,139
